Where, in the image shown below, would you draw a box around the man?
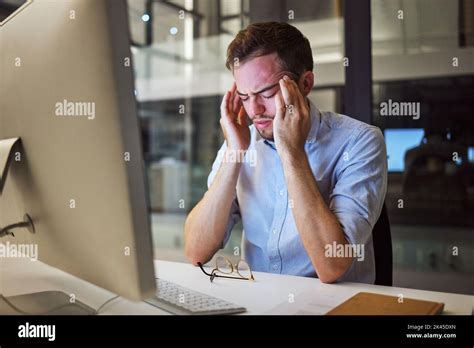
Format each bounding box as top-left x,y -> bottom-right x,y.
184,22 -> 387,284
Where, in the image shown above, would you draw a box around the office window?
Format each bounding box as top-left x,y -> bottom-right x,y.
384,128 -> 425,172
372,0 -> 474,294
127,0 -> 345,263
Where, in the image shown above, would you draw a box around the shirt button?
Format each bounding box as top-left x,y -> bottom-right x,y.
272,229 -> 277,234
279,189 -> 284,196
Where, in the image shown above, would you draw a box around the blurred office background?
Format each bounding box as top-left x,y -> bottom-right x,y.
125,0 -> 474,295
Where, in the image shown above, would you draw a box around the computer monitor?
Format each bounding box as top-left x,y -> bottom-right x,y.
468,147 -> 474,164
0,0 -> 156,307
384,128 -> 425,172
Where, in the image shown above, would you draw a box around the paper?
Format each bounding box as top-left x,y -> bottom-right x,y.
265,290 -> 350,315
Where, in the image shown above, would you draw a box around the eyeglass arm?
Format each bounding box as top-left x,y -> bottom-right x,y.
197,262 -> 249,281
197,262 -> 213,276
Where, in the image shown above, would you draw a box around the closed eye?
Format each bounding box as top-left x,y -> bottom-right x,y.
238,87 -> 278,101
262,92 -> 277,100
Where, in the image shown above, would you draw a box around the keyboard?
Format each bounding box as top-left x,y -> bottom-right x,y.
144,278 -> 246,315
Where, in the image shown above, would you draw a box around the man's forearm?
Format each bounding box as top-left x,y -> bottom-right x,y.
184,151 -> 242,265
280,150 -> 353,283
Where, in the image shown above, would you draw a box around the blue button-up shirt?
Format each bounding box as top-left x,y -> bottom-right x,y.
207,100 -> 387,283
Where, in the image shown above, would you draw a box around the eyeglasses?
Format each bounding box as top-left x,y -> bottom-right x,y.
198,256 -> 255,282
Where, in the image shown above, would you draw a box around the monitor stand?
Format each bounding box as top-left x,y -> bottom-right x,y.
0,137 -> 97,315
0,291 -> 97,315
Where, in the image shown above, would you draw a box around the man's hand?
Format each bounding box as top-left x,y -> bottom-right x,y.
185,84 -> 247,266
273,75 -> 311,158
273,77 -> 352,283
220,83 -> 250,151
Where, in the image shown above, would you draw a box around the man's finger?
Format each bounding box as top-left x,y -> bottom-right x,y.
292,80 -> 311,118
232,89 -> 241,115
283,78 -> 303,112
274,91 -> 286,122
289,79 -> 306,109
279,77 -> 293,108
237,106 -> 247,126
221,91 -> 232,120
284,78 -> 309,119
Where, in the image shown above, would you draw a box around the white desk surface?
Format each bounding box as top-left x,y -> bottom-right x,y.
2,256 -> 473,315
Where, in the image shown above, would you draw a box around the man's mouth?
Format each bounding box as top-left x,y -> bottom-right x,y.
253,119 -> 273,130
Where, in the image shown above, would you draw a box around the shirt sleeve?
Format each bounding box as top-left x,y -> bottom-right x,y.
207,141 -> 241,249
329,125 -> 388,282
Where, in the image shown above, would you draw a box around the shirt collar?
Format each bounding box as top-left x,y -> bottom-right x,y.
256,98 -> 321,149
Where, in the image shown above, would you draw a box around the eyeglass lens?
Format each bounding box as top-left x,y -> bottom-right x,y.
216,256 -> 233,274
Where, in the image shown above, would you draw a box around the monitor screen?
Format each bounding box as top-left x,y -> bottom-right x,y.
384,128 -> 425,172
468,147 -> 474,163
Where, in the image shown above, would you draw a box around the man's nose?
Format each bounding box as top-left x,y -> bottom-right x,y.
248,97 -> 265,117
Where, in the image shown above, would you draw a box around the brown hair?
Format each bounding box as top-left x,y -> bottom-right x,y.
225,22 -> 314,76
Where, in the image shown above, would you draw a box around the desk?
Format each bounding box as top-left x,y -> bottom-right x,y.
1,256 -> 473,315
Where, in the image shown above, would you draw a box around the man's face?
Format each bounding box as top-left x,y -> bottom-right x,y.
233,53 -> 290,141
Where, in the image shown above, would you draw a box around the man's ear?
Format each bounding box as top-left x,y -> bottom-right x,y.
298,71 -> 314,97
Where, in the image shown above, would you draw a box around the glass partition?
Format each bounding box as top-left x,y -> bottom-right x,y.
128,0 -> 345,262
371,0 -> 474,294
